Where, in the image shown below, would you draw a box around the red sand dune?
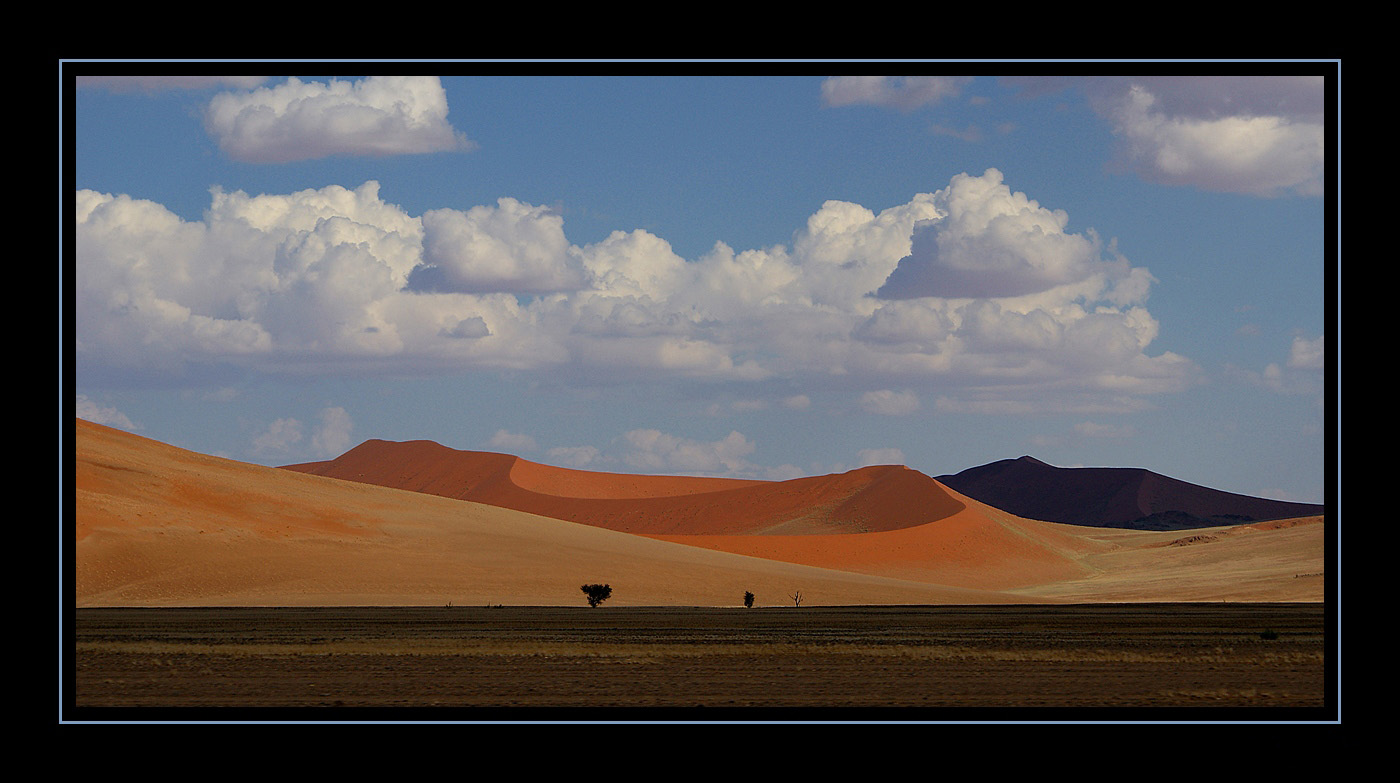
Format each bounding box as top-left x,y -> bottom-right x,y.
284,439 -> 966,536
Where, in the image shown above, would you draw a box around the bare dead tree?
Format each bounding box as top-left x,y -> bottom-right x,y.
790,590 -> 803,607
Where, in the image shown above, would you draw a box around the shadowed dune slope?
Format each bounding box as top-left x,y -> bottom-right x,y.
285,439 -> 966,536
74,419 -> 1026,607
645,486 -> 1113,591
938,456 -> 1325,530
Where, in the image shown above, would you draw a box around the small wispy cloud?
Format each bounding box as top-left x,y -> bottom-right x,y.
75,395 -> 137,430
77,76 -> 270,93
488,429 -> 538,454
821,76 -> 973,111
857,447 -> 906,467
860,389 -> 920,416
251,406 -> 354,460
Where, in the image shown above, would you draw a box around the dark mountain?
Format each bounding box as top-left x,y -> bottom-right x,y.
937,456 -> 1324,530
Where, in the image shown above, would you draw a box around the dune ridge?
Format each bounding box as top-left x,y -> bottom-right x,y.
285,439 -> 966,536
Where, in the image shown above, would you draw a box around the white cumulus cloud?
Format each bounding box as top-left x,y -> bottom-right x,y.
878,168 -> 1128,300
74,168 -> 1198,414
203,75 -> 473,163
1008,76 -> 1325,197
412,199 -> 586,294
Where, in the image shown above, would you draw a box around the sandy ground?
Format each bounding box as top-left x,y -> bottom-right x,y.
73,419 -> 1326,607
73,605 -> 1328,712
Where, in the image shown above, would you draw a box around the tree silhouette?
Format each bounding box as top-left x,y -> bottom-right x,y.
790,590 -> 803,607
743,590 -> 755,608
581,583 -> 613,607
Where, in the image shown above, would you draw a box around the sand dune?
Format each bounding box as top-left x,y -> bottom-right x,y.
74,419 -> 1326,606
74,420 -> 1025,607
285,439 -> 965,536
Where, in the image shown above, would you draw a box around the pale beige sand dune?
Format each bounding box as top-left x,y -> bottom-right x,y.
1003,516 -> 1326,602
74,419 -> 1026,607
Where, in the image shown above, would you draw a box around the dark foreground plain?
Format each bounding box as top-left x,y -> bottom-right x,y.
70,604 -> 1331,721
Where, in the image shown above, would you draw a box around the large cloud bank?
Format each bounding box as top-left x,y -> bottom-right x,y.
74,168 -> 1198,412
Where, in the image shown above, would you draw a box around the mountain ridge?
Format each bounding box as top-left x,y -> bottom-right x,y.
937,455 -> 1323,530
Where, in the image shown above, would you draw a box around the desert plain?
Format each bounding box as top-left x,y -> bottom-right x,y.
69,418 -> 1332,718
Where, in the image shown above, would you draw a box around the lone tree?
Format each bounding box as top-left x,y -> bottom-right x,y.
790,590 -> 803,607
743,590 -> 755,608
581,583 -> 613,607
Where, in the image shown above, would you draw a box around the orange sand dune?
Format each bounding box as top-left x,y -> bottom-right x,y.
286,439 -> 966,536
287,438 -> 766,501
646,489 -> 1116,592
74,419 -> 1026,607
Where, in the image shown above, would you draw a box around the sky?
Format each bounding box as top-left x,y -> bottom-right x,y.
65,66 -> 1335,504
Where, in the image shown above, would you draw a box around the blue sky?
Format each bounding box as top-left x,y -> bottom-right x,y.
67,68 -> 1333,504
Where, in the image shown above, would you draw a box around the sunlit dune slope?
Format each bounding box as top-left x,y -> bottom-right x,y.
1005,515 -> 1326,602
284,439 -> 966,536
74,419 -> 1026,608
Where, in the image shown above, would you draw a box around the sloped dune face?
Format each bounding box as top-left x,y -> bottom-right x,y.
74,419 -> 1023,607
645,487 -> 1117,592
285,440 -> 968,536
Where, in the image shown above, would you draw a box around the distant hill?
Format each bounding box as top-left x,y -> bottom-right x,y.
936,456 -> 1324,530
